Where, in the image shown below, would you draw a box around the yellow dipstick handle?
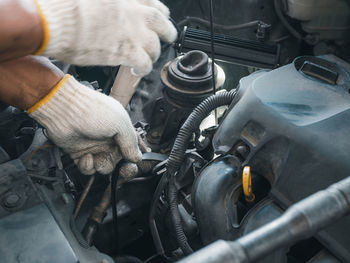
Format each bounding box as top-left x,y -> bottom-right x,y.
242,166 -> 255,203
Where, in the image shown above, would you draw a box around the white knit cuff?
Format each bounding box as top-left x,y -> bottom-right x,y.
35,0 -> 79,58
28,75 -> 92,133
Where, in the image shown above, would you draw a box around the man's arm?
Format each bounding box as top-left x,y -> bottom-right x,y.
0,56 -> 62,109
0,56 -> 141,174
0,0 -> 43,61
0,0 -> 177,75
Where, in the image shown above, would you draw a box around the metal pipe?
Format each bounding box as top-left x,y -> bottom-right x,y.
82,182 -> 111,246
74,175 -> 95,218
178,176 -> 350,263
109,66 -> 142,108
89,182 -> 112,224
82,158 -> 159,245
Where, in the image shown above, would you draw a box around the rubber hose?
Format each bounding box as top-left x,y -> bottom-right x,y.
166,90 -> 237,255
149,175 -> 169,255
274,0 -> 303,40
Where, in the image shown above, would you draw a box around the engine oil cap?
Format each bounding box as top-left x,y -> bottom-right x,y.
242,166 -> 255,203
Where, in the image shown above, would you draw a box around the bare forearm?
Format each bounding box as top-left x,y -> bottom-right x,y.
0,0 -> 43,61
0,56 -> 63,110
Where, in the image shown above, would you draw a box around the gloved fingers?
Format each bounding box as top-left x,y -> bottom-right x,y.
93,151 -> 122,175
69,142 -> 114,160
142,30 -> 161,63
137,0 -> 170,17
143,7 -> 178,43
114,130 -> 142,164
138,134 -> 151,153
119,162 -> 139,179
128,47 -> 153,76
76,153 -> 96,175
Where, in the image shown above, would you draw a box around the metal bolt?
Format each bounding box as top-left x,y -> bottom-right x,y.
61,193 -> 70,205
237,145 -> 249,158
31,159 -> 40,167
4,193 -> 20,208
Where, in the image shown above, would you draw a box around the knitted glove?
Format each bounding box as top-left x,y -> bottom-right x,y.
33,0 -> 178,76
28,75 -> 142,175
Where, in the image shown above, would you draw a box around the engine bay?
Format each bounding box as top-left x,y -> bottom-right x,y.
1,1 -> 350,262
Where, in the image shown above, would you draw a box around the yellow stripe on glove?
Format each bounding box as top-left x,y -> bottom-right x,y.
33,0 -> 50,55
27,74 -> 71,114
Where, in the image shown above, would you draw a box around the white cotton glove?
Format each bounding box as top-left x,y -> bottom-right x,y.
27,75 -> 142,175
34,0 -> 178,76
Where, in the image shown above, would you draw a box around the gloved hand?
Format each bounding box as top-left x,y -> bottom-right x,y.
27,74 -> 142,175
34,0 -> 178,76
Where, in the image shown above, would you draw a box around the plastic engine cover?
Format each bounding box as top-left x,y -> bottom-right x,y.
213,55 -> 350,261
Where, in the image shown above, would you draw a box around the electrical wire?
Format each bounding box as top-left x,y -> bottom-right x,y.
209,0 -> 216,96
111,161 -> 125,254
208,0 -> 218,124
144,253 -> 161,263
111,171 -> 118,252
73,175 -> 95,218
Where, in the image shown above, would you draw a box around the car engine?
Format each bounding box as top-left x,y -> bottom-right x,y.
1,0 -> 350,263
